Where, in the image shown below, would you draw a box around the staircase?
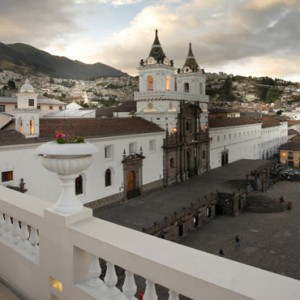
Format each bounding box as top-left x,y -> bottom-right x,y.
245,193 -> 288,213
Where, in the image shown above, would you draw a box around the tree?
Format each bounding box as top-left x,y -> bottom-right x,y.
8,79 -> 16,90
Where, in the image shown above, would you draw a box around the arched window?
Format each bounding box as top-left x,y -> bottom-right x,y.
147,75 -> 153,91
105,169 -> 112,187
30,118 -> 35,135
184,82 -> 189,93
75,175 -> 83,195
166,76 -> 171,91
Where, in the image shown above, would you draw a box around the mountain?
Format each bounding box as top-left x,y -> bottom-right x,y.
0,42 -> 128,80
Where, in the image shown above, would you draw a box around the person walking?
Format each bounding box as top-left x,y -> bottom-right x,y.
235,235 -> 240,248
219,248 -> 224,256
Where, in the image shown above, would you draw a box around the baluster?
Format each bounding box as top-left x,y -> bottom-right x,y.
29,227 -> 39,257
144,280 -> 158,300
122,270 -> 137,299
169,290 -> 179,300
86,255 -> 103,288
4,215 -> 13,242
0,212 -> 4,237
12,218 -> 21,245
20,222 -> 30,251
104,262 -> 119,296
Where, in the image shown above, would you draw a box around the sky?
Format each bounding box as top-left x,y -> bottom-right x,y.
1,0 -> 300,82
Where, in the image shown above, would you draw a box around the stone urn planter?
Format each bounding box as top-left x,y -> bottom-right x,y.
36,141 -> 98,215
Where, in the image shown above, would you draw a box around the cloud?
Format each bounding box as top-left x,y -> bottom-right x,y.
1,0 -> 300,80
0,0 -> 80,48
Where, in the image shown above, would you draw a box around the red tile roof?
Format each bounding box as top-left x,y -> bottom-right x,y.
0,117 -> 164,146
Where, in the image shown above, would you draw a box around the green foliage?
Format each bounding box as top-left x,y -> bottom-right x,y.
60,80 -> 75,88
8,79 -> 16,89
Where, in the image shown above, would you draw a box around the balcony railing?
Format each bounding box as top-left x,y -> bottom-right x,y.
1,185 -> 300,300
1,143 -> 300,300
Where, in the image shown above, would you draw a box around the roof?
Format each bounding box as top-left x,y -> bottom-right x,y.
279,142 -> 300,151
288,129 -> 298,136
209,117 -> 261,128
0,97 -> 65,105
261,116 -> 281,128
288,120 -> 300,127
0,117 -> 164,146
182,43 -> 202,73
96,101 -> 136,118
148,29 -> 166,63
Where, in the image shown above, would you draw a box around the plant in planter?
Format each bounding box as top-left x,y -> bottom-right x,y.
36,132 -> 98,215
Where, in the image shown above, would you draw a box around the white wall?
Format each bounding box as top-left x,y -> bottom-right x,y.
209,123 -> 261,169
0,132 -> 164,205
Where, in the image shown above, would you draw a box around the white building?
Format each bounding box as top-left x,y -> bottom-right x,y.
0,80 -> 165,208
209,112 -> 288,169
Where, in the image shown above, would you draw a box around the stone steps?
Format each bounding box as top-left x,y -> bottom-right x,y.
245,194 -> 288,213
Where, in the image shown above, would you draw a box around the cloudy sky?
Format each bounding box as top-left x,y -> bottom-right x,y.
1,0 -> 300,81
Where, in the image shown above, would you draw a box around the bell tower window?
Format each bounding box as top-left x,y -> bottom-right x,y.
147,75 -> 153,91
166,76 -> 171,91
28,99 -> 34,106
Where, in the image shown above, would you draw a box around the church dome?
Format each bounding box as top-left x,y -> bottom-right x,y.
20,79 -> 34,93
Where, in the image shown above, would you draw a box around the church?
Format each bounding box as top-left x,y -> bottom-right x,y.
134,30 -> 210,185
0,30 -> 210,208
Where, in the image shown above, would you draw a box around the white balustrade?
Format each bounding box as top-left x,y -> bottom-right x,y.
0,212 -> 4,236
4,214 -> 12,241
144,280 -> 158,300
104,262 -> 120,297
20,222 -> 30,251
122,270 -> 137,300
86,255 -> 103,288
29,227 -> 39,258
12,218 -> 21,245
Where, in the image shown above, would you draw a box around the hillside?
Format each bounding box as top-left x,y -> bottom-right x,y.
0,42 -> 128,80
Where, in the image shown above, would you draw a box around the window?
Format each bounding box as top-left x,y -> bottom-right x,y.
129,142 -> 137,154
28,99 -> 34,106
186,120 -> 191,131
49,106 -> 53,110
37,105 -> 41,109
75,175 -> 83,195
30,119 -> 35,135
217,136 -> 220,142
147,75 -> 153,91
149,140 -> 156,152
0,105 -> 5,112
184,82 -> 189,93
199,83 -> 203,95
105,145 -> 113,159
59,106 -> 63,111
2,171 -> 13,182
170,158 -> 175,168
166,76 -> 171,91
202,150 -> 206,159
105,169 -> 112,187
288,151 -> 293,160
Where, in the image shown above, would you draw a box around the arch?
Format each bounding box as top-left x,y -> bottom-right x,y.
75,175 -> 83,195
30,118 -> 35,135
166,75 -> 171,91
147,75 -> 153,91
184,82 -> 189,93
105,168 -> 112,187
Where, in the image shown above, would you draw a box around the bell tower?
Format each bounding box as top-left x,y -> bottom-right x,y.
15,79 -> 40,138
134,29 -> 178,132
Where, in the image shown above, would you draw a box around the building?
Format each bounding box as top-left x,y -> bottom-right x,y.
279,141 -> 300,168
0,80 -> 165,207
134,30 -> 210,184
209,110 -> 288,169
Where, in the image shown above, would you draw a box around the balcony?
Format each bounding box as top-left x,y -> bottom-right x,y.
0,145 -> 300,300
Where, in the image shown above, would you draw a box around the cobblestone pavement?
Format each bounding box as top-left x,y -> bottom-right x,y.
179,181 -> 300,281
